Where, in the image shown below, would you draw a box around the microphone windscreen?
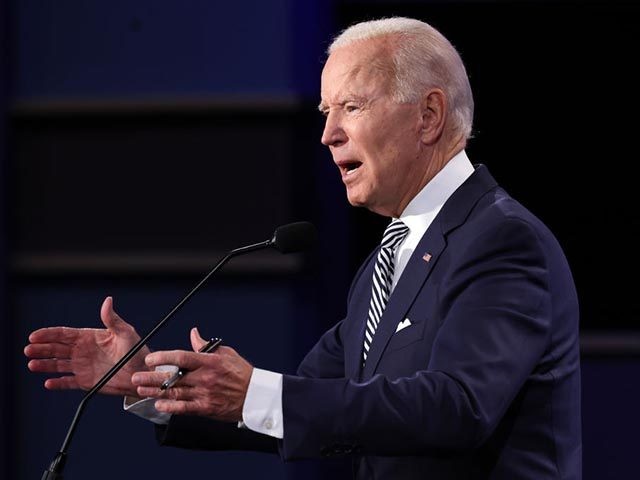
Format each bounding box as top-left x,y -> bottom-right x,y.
272,222 -> 317,254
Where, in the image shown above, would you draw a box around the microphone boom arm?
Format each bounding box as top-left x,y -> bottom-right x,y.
42,238 -> 274,479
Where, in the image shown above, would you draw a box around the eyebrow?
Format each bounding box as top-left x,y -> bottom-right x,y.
317,95 -> 367,112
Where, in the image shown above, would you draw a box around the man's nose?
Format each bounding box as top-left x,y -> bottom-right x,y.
321,112 -> 346,147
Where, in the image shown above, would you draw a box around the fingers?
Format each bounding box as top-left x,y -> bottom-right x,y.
137,385 -> 196,400
131,370 -> 172,387
24,342 -> 72,359
131,371 -> 196,400
131,366 -> 214,414
190,327 -> 207,352
151,389 -> 245,421
27,326 -> 79,344
136,345 -> 250,422
100,296 -> 131,334
154,399 -> 193,415
44,376 -> 81,390
145,350 -> 209,371
28,358 -> 73,374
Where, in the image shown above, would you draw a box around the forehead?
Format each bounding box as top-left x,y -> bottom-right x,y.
320,39 -> 395,102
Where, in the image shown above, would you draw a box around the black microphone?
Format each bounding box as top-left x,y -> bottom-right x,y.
271,221 -> 317,254
41,221 -> 316,479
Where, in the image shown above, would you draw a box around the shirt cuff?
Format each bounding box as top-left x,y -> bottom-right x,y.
241,368 -> 284,439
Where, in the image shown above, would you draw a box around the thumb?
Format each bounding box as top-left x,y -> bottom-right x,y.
100,296 -> 130,334
190,327 -> 207,352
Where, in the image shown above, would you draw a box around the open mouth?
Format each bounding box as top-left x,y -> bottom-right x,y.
344,161 -> 362,175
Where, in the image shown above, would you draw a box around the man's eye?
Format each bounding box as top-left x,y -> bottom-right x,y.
345,104 -> 361,113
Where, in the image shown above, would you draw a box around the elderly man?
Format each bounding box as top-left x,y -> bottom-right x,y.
25,17 -> 581,479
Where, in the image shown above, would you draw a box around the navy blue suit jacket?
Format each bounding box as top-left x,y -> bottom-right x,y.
158,166 -> 582,479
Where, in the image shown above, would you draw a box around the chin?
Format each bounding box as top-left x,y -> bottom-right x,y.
349,194 -> 395,217
345,190 -> 369,208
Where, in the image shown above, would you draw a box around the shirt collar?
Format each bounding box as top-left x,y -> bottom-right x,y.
398,149 -> 475,235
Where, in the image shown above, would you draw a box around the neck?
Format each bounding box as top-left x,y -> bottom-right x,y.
389,138 -> 467,218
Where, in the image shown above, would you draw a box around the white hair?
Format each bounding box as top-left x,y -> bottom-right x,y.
328,17 -> 474,140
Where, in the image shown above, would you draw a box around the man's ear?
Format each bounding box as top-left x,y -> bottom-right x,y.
419,89 -> 447,145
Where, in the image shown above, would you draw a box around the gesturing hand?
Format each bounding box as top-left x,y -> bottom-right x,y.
24,296 -> 150,397
132,328 -> 253,422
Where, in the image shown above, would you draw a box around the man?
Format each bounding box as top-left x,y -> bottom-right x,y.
25,17 -> 582,479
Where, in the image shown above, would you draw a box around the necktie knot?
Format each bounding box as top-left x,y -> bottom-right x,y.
381,219 -> 409,250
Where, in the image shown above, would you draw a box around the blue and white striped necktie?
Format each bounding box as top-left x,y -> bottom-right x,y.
362,219 -> 409,364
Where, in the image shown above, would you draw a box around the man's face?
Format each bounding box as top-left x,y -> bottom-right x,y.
319,39 -> 427,218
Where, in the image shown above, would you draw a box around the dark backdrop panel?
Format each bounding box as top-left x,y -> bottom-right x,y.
581,357 -> 640,480
1,0 -> 10,477
10,110 -> 295,255
11,0 -> 293,99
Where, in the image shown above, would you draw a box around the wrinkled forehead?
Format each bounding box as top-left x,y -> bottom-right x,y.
321,40 -> 396,101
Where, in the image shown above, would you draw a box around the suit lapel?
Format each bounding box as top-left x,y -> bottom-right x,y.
360,165 -> 498,379
344,257 -> 376,379
361,227 -> 446,378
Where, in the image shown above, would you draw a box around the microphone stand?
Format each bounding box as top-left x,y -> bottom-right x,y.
41,238 -> 274,479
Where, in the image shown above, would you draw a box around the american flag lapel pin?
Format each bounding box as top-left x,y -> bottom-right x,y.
422,252 -> 432,263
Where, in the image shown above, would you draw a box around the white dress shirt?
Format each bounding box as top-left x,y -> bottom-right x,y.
125,150 -> 474,440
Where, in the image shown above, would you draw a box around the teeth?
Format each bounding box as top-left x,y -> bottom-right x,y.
345,163 -> 361,175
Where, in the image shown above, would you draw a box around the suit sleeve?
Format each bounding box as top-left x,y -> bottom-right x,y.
280,218 -> 553,459
296,320 -> 346,378
155,415 -> 278,453
295,247 -> 376,379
